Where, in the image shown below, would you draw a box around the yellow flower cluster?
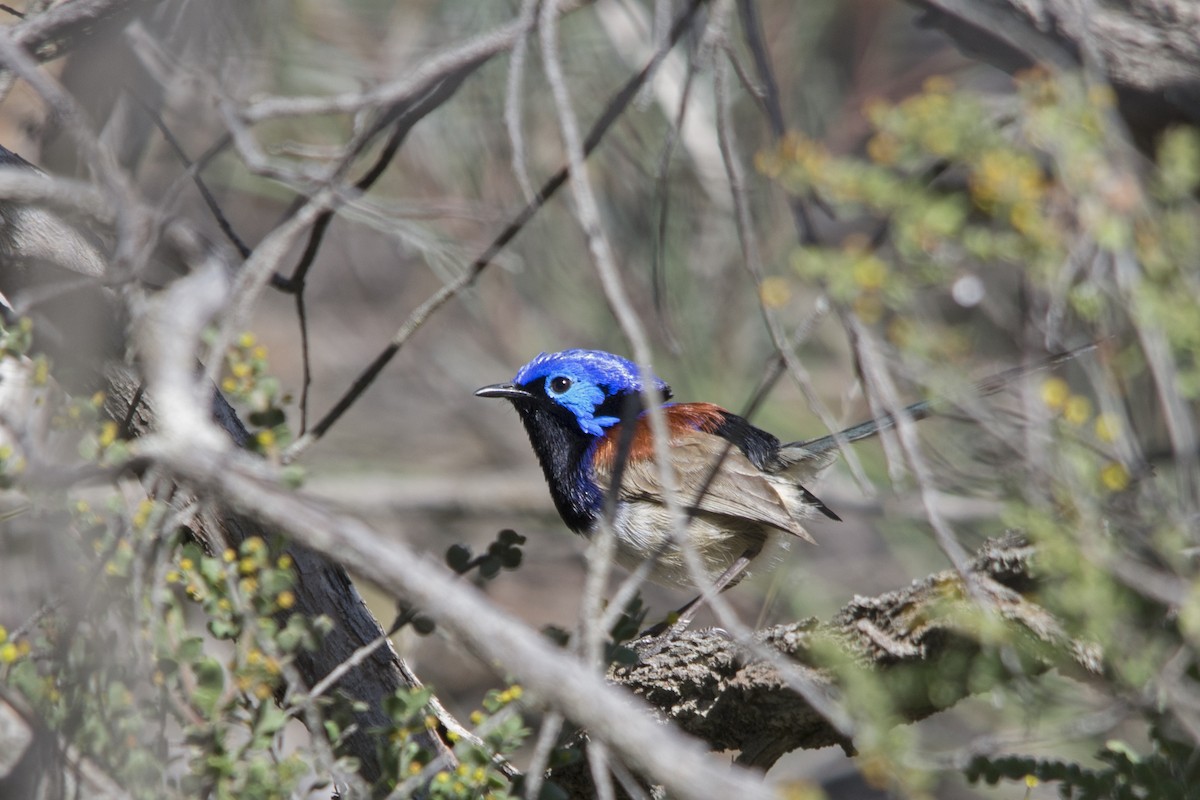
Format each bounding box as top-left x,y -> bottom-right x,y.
970,149 -> 1047,235
221,332 -> 271,395
1041,378 -> 1130,492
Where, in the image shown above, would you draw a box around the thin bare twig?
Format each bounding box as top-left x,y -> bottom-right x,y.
281,0 -> 708,464
241,6 -> 580,123
504,0 -> 541,204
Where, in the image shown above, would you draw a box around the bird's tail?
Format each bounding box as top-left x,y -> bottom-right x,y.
784,342 -> 1100,458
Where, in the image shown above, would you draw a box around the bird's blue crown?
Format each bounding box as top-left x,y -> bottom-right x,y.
514,349 -> 671,436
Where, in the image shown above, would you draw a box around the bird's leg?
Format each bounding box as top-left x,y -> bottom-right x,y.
640,545 -> 761,638
672,546 -> 758,629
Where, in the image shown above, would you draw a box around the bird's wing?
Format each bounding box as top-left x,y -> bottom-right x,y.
598,430 -> 818,542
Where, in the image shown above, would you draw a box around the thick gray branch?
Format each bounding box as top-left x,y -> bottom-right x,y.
606,536 -> 1099,771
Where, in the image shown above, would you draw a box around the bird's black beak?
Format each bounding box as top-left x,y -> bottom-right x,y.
474,383 -> 533,400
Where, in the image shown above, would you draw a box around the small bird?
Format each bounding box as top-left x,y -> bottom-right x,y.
477,346 -> 1097,625
475,349 -> 846,621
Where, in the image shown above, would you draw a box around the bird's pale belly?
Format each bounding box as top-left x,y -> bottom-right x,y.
601,501 -> 786,588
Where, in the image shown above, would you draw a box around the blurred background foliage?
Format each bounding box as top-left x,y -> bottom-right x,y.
1,0 -> 1199,798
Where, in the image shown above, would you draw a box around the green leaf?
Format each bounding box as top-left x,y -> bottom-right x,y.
254,702 -> 289,738
208,618 -> 241,639
177,636 -> 205,664
192,657 -> 226,716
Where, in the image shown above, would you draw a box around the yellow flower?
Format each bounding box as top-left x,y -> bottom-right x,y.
277,555 -> 293,570
0,642 -> 18,663
276,590 -> 295,610
254,683 -> 273,700
166,570 -> 181,584
221,377 -> 238,393
1010,203 -> 1040,235
238,332 -> 257,349
408,761 -> 423,776
179,558 -> 194,571
256,429 -> 276,448
231,361 -> 252,379
852,256 -> 888,290
1094,413 -> 1121,443
223,548 -> 236,563
1025,774 -> 1040,788
1064,395 -> 1092,425
1040,377 -> 1069,410
759,276 -> 791,308
97,422 -> 118,448
239,556 -> 258,575
132,499 -> 154,529
469,710 -> 484,725
1101,462 -> 1130,492
866,133 -> 899,165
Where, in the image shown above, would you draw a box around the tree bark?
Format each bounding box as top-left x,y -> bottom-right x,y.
907,0 -> 1200,143
546,535 -> 1100,797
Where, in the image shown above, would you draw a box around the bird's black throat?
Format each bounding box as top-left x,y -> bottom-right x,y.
509,400 -> 602,533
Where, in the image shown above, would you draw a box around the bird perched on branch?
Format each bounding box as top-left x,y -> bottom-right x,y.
476,346 -> 1091,626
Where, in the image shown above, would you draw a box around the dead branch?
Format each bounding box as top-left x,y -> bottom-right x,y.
543,535 -> 1100,798
907,0 -> 1200,141
611,535 -> 1098,768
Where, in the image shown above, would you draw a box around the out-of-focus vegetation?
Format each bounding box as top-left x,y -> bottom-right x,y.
1,0 -> 1199,798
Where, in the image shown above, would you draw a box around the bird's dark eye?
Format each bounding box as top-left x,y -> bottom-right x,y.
548,376 -> 572,394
